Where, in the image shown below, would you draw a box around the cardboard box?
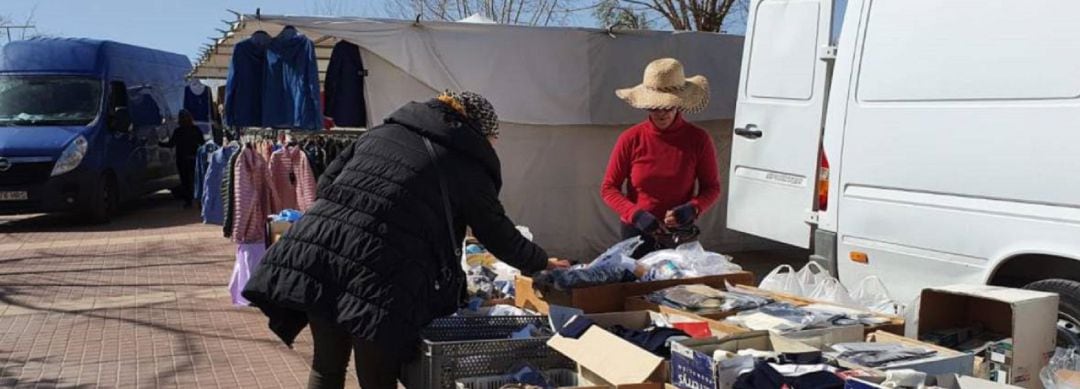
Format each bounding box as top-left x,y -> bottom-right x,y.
670,331 -> 823,389
846,375 -> 1023,389
918,285 -> 1058,388
833,331 -> 975,377
547,311 -> 674,386
516,272 -> 755,314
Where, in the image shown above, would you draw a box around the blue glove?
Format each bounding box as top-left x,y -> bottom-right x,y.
632,210 -> 661,234
672,203 -> 698,226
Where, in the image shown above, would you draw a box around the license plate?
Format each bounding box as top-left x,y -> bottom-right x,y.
0,191 -> 28,201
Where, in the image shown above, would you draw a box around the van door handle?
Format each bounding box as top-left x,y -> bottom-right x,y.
734,124 -> 763,139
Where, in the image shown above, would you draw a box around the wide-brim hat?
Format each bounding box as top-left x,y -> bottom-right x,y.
616,58 -> 710,114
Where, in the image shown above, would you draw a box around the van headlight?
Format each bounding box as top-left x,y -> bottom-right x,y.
51,135 -> 88,177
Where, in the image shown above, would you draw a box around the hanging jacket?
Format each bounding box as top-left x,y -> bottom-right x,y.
221,149 -> 242,238
225,32 -> 270,127
323,41 -> 368,128
262,27 -> 322,130
268,146 -> 318,213
194,142 -> 219,201
185,82 -> 212,122
232,147 -> 278,244
242,100 -> 549,355
203,144 -> 237,225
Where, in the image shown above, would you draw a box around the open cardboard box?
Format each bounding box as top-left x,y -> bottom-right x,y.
670,330 -> 827,389
831,331 -> 975,377
516,272 -> 755,314
918,285 -> 1058,389
846,374 -> 1023,389
547,311 -> 672,386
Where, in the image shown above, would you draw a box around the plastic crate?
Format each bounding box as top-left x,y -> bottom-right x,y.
401,316 -> 575,389
455,369 -> 578,389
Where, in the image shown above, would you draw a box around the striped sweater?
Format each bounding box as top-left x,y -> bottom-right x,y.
267,146 -> 318,213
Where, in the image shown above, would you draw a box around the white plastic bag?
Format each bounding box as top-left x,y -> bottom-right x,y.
851,276 -> 901,315
758,265 -> 805,296
675,241 -> 742,277
796,262 -> 830,293
808,277 -> 861,308
1042,348 -> 1080,389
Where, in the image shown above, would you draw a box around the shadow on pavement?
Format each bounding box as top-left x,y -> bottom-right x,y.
0,192 -> 202,233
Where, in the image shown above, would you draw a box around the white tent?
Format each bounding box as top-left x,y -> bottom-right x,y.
192,15 -> 781,260
458,13 -> 498,24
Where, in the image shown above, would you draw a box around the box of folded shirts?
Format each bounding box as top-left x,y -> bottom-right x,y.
547,310 -> 743,387
516,238 -> 756,314
828,331 -> 975,377
670,330 -> 841,389
624,284 -> 775,321
916,285 -> 1057,388
845,373 -> 1023,389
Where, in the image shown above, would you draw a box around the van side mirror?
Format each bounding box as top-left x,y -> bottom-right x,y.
110,107 -> 132,133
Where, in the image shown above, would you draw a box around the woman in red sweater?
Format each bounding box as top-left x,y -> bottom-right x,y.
602,58 -> 721,258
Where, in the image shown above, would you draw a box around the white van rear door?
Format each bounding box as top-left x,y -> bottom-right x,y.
726,0 -> 833,248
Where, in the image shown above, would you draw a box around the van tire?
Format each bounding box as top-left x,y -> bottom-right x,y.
84,174 -> 118,224
1025,278 -> 1080,348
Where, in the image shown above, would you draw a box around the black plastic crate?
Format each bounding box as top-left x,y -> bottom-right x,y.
401,316 -> 575,389
455,369 -> 578,389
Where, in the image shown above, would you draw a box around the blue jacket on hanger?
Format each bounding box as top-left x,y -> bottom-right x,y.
262,26 -> 322,131
323,40 -> 368,128
224,31 -> 270,127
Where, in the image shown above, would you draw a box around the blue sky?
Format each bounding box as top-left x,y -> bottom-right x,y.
4,1 -> 746,62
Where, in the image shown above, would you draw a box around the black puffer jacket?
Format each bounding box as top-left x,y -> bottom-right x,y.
242,100 -> 548,354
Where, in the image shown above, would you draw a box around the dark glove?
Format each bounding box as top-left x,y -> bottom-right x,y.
632,210 -> 661,234
672,203 -> 698,226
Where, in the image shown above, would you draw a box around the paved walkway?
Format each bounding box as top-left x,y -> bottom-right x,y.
0,195 -> 349,388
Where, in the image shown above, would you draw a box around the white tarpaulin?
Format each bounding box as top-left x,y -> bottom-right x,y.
193,16 -> 780,260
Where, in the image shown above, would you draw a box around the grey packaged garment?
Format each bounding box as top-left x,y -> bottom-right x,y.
831,343 -> 937,367
648,284 -> 725,310
720,290 -> 774,312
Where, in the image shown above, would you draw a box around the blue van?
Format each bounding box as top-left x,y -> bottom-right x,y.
0,38 -> 193,222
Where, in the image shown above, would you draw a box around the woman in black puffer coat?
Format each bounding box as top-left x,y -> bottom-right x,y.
242,92 -> 569,389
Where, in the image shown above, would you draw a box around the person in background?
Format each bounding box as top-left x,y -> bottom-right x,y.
242,91 -> 570,389
601,58 -> 721,258
159,110 -> 205,208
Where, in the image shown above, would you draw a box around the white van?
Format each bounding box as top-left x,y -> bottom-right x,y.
726,0 -> 1080,345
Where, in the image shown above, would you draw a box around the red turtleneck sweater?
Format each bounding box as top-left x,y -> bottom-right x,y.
601,115 -> 721,224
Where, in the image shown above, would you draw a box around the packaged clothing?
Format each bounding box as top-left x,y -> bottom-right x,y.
609,325 -> 691,358
720,290 -> 774,312
229,243 -> 267,306
1041,347 -> 1080,389
533,266 -> 637,291
734,361 -> 844,389
830,343 -> 937,367
638,241 -> 742,281
647,284 -> 726,311
268,146 -> 317,212
588,236 -> 643,272
262,27 -> 322,130
231,147 -> 278,243
224,31 -> 270,127
323,41 -> 368,127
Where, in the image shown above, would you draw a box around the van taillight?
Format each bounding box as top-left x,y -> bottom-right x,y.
817,149 -> 830,211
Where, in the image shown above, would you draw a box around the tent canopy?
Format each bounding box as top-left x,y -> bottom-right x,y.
191,15 -> 743,126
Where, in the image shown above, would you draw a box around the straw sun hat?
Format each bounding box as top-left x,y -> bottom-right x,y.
616,58 -> 710,113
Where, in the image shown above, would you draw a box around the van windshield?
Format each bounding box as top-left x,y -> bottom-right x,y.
0,76 -> 103,126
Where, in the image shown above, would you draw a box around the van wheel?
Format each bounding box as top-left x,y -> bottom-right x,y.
1026,279 -> 1080,348
84,174 -> 118,224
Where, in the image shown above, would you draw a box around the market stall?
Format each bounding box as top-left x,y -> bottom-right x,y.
190,13 -> 781,261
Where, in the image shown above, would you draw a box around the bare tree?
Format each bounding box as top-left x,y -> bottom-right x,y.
594,0 -> 651,29
308,0 -> 356,16
1,4 -> 44,43
605,0 -> 748,32
388,0 -> 584,26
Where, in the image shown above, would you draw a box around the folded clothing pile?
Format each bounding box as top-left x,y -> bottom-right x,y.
829,342 -> 938,367
556,315 -> 691,358
646,284 -> 774,315
727,302 -> 893,333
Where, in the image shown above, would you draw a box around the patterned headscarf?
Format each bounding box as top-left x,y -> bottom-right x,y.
438,91 -> 500,138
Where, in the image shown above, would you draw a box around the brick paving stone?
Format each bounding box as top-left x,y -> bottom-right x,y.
0,195 -> 364,388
